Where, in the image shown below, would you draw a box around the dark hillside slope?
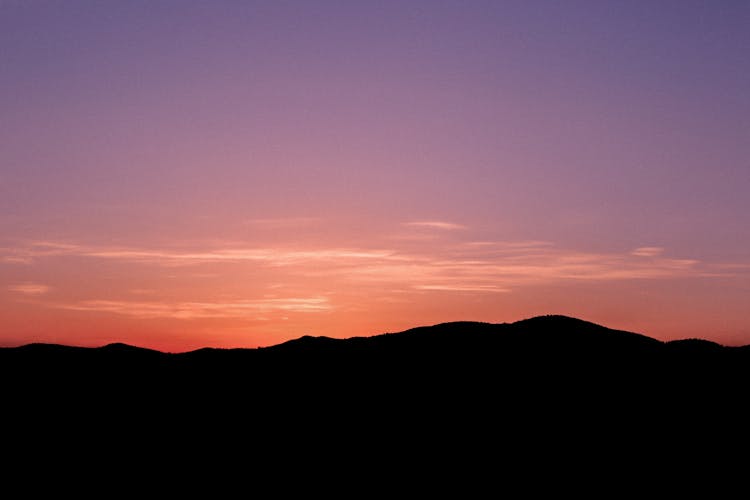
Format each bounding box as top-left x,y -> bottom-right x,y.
3,314 -> 748,392
3,314 -> 749,478
3,314 -> 747,420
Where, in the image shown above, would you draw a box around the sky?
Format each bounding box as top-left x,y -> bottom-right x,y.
1,0 -> 749,352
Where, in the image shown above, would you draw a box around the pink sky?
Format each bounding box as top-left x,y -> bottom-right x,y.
2,1 -> 749,352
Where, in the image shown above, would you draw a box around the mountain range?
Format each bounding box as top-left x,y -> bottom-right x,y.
4,314 -> 749,383
3,314 -> 746,483
4,314 -> 749,411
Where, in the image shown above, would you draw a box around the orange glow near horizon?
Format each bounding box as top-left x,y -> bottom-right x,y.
3,222 -> 748,352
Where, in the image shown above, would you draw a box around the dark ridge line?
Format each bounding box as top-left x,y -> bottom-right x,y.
1,314 -> 747,354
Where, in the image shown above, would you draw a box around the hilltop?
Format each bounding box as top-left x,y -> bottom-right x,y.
3,314 -> 746,479
3,314 -> 748,395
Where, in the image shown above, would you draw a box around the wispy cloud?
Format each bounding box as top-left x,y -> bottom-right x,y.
711,263 -> 750,271
403,221 -> 467,231
244,217 -> 322,227
6,241 -> 398,267
414,285 -> 510,293
55,297 -> 332,320
1,241 -> 82,264
464,240 -> 554,250
1,255 -> 33,264
1,239 -> 726,303
8,283 -> 51,295
344,242 -> 704,291
631,247 -> 665,257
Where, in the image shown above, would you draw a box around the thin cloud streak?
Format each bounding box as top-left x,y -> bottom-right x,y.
464,240 -> 554,249
632,247 -> 665,257
1,239 -> 734,299
8,283 -> 51,295
1,256 -> 33,264
55,297 -> 332,320
403,221 -> 467,230
7,242 -> 398,267
345,247 -> 704,289
414,285 -> 510,293
244,217 -> 322,227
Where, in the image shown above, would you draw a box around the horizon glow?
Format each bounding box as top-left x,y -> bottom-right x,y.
2,1 -> 749,352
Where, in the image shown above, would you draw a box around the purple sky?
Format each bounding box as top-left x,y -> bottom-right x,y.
2,1 -> 749,351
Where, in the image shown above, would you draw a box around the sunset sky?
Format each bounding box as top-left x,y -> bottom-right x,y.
2,1 -> 749,352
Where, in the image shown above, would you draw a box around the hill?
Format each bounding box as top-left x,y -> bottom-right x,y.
3,314 -> 746,483
3,314 -> 748,410
3,314 -> 748,384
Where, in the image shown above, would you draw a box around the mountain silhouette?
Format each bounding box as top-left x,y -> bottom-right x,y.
4,314 -> 748,420
3,314 -> 748,385
3,314 -> 746,485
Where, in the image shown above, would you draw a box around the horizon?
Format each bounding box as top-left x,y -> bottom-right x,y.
2,314 -> 740,354
2,1 -> 749,353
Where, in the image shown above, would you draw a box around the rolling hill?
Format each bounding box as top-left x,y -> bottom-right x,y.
3,314 -> 746,481
3,314 -> 748,402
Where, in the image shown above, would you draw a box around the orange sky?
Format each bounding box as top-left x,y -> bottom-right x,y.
3,218 -> 748,352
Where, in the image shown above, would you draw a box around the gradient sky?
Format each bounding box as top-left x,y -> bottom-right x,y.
2,0 -> 749,352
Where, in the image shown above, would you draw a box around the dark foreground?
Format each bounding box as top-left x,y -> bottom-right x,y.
3,315 -> 748,490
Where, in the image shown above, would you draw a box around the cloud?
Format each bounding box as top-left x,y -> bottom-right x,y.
344,242 -> 703,291
631,247 -> 665,257
55,297 -> 332,320
24,242 -> 398,267
244,217 -> 322,228
403,221 -> 467,231
711,263 -> 750,271
8,283 -> 51,295
414,285 -> 510,293
2,239 -> 720,304
0,241 -> 82,264
1,256 -> 33,264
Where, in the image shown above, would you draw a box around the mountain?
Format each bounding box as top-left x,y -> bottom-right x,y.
3,314 -> 746,483
3,314 -> 747,378
3,314 -> 748,407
